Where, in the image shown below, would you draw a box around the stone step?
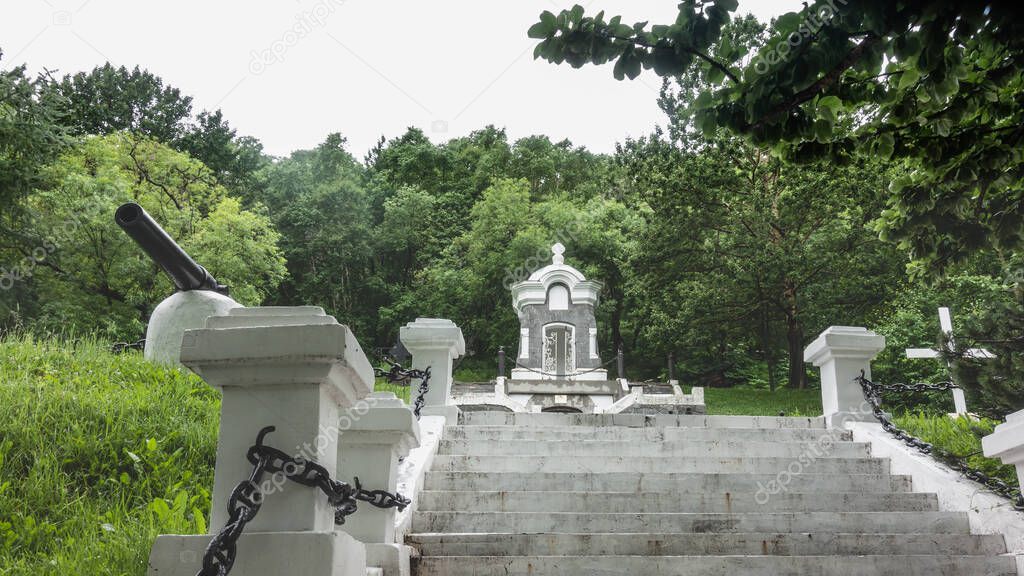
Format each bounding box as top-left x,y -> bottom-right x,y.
412,511 -> 971,534
416,491 -> 939,514
408,532 -> 1008,557
437,438 -> 871,458
430,454 -> 888,475
423,471 -> 914,493
445,425 -> 852,443
459,413 -> 827,429
413,554 -> 1017,575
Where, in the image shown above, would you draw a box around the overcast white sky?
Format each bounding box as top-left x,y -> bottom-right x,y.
4,0 -> 795,159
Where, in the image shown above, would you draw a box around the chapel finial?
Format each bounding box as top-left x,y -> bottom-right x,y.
552,243 -> 565,265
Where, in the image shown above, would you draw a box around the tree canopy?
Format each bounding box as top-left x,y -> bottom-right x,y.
530,1 -> 1024,275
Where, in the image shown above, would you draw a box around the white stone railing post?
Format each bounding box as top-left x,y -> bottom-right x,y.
804,326 -> 886,428
147,306 -> 373,576
982,409 -> 1024,491
982,409 -> 1024,571
400,318 -> 465,421
335,392 -> 420,576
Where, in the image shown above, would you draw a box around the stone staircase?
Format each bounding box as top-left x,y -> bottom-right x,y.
407,412 -> 1017,575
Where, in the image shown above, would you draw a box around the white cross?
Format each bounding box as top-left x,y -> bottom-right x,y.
905,307 -> 994,416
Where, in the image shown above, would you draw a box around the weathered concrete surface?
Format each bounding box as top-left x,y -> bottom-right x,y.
408,412 -> 1016,576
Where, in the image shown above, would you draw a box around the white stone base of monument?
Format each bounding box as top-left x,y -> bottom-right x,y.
145,290 -> 240,367
364,543 -> 414,576
147,531 -> 366,576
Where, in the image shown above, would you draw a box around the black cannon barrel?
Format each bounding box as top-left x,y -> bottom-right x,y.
115,202 -> 228,295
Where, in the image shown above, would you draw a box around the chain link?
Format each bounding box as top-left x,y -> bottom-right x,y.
197,426 -> 410,576
511,355 -> 619,379
375,358 -> 431,420
856,372 -> 1024,510
111,339 -> 146,353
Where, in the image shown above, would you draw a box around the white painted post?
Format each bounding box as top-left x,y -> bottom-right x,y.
336,392 -> 420,576
147,306 -> 372,576
982,409 -> 1024,572
952,388 -> 968,416
400,318 -> 465,421
804,326 -> 886,428
982,409 -> 1024,487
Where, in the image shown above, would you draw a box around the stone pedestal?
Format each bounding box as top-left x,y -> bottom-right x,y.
982,409 -> 1024,488
336,392 -> 420,576
804,326 -> 885,428
982,409 -> 1024,572
147,306 -> 373,576
144,290 -> 240,367
400,318 -> 464,421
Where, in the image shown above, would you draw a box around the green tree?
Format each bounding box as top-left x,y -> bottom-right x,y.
5,134 -> 285,339
51,63 -> 266,196
619,134 -> 901,388
530,1 -> 1024,274
0,49 -> 68,207
388,178 -> 640,363
256,134 -> 379,338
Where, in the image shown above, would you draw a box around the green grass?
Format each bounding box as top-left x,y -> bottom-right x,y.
699,387 -> 824,416
0,334 -> 219,575
893,412 -> 1019,490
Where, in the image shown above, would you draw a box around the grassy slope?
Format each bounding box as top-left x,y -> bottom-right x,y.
0,336 -> 219,575
0,336 -> 1015,575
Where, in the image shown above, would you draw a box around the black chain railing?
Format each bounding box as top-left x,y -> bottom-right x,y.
374,358 -> 431,420
111,339 -> 146,353
856,372 -> 1024,510
511,355 -> 618,380
197,426 -> 410,576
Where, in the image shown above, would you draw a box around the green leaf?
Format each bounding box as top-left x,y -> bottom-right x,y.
569,5 -> 584,26
818,95 -> 842,114
876,132 -> 895,159
707,65 -> 725,84
694,91 -> 714,110
898,68 -> 920,90
193,508 -> 207,534
528,21 -> 554,39
775,12 -> 801,33
813,119 -> 833,141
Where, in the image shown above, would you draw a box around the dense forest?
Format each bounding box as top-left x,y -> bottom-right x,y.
2,4 -> 1021,417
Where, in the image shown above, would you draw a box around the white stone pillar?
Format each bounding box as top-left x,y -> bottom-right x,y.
400,318 -> 465,421
804,326 -> 885,428
982,409 -> 1024,489
336,392 -> 420,576
147,306 -> 372,576
982,409 -> 1024,572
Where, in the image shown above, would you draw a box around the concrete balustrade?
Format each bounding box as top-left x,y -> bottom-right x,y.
335,392 -> 420,576
147,306 -> 372,576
